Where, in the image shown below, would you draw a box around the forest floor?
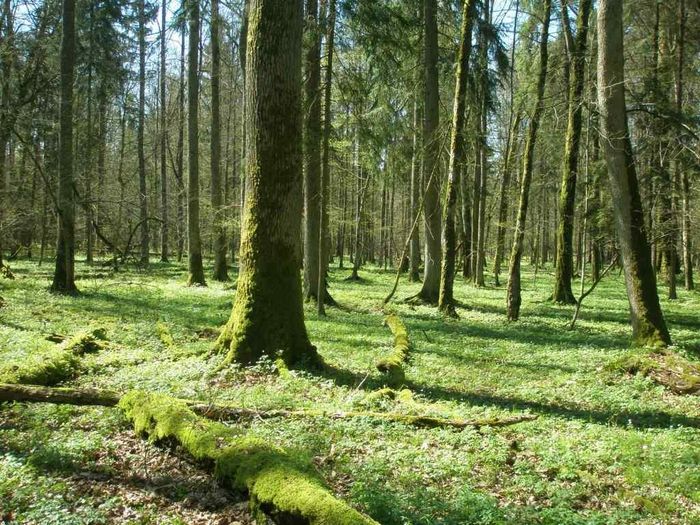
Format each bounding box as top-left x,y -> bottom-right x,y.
0,258 -> 699,525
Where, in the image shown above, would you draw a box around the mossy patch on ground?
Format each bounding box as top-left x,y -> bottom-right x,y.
607,349 -> 700,394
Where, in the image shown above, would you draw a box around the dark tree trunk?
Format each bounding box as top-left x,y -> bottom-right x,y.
160,0 -> 169,262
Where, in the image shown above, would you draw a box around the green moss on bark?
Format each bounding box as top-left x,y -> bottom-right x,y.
376,314 -> 411,387
119,391 -> 378,525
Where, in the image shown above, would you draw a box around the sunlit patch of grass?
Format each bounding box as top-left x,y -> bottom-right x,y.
1,257 -> 699,524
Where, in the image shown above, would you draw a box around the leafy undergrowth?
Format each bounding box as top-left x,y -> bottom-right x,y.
1,259 -> 699,524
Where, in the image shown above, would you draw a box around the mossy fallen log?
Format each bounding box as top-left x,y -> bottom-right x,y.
0,383 -> 538,431
0,329 -> 106,386
120,391 -> 379,525
376,314 -> 411,386
606,349 -> 700,395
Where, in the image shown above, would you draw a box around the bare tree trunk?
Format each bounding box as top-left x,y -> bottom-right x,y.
596,0 -> 671,346
137,0 -> 149,265
160,0 -> 169,262
175,13 -> 185,262
438,0 -> 475,315
505,0 -> 551,321
51,0 -> 78,294
186,0 -> 205,286
409,84 -> 422,282
211,0 -> 228,281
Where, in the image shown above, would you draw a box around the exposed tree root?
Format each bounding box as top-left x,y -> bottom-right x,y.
0,383 -> 539,431
376,314 -> 411,386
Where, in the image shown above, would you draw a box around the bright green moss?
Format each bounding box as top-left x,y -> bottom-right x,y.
155,321 -> 175,347
606,349 -> 700,395
119,391 -> 378,525
376,314 -> 411,387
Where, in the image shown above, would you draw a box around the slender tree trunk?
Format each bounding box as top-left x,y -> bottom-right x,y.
210,0 -> 228,281
438,0 -> 475,315
553,0 -> 592,303
303,0 -> 322,300
409,83 -> 422,282
505,0 -> 551,321
318,0 -> 337,313
216,0 -> 319,368
418,0 -> 441,303
160,0 -> 169,262
176,14 -> 185,262
186,0 -> 205,286
596,0 -> 671,346
137,0 -> 149,265
51,0 -> 78,294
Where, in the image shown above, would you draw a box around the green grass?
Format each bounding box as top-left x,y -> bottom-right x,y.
1,258 -> 699,524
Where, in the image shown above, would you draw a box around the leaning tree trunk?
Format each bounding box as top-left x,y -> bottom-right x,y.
438,0 -> 475,315
186,0 -> 206,286
418,0 -> 441,303
210,0 -> 228,281
215,0 -> 320,368
51,0 -> 78,295
160,0 -> 169,262
505,0 -> 551,321
303,0 -> 322,301
596,0 -> 671,346
137,0 -> 149,265
552,0 -> 592,304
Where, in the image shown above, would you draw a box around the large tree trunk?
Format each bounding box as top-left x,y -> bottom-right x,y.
596,0 -> 671,346
51,0 -> 78,294
418,0 -> 441,303
552,0 -> 592,304
438,0 -> 475,315
186,0 -> 206,286
303,0 -> 322,301
210,0 -> 228,281
505,0 -> 551,321
216,0 -> 320,368
160,0 -> 169,262
137,0 -> 149,265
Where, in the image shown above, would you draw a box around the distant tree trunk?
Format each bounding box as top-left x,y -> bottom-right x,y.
160,0 -> 169,262
438,0 -> 475,315
505,0 -> 551,321
677,0 -> 693,291
211,0 -> 228,281
418,0 -> 441,303
475,95 -> 488,287
175,12 -> 185,262
216,0 -> 320,368
137,0 -> 149,265
318,0 -> 337,314
303,0 -> 322,300
552,0 -> 592,304
51,0 -> 78,294
494,111 -> 521,286
596,0 -> 671,346
186,0 -> 205,286
409,83 -> 422,282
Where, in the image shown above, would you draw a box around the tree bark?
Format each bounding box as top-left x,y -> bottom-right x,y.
211,0 -> 228,281
137,0 -> 149,265
418,0 -> 441,303
505,0 -> 551,321
216,0 -> 320,368
596,0 -> 671,346
438,0 -> 475,315
51,0 -> 78,295
186,0 -> 206,286
552,0 -> 592,304
160,0 -> 169,262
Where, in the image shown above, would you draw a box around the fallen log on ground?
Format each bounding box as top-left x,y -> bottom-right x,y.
0,383 -> 539,430
376,314 -> 411,387
0,329 -> 107,385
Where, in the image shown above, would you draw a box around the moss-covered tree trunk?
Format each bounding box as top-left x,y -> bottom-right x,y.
505,0 -> 551,321
552,0 -> 592,304
210,0 -> 228,282
596,0 -> 671,347
418,0 -> 441,303
186,0 -> 206,286
303,0 -> 322,301
137,0 -> 149,265
438,0 -> 475,316
216,0 -> 320,368
51,0 -> 78,295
